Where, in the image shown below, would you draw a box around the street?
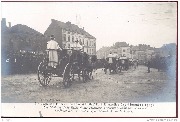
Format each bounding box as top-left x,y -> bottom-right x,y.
1,65 -> 176,103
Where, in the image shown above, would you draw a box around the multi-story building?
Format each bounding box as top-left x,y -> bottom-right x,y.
146,49 -> 155,60
96,46 -> 111,59
44,19 -> 96,55
96,42 -> 131,59
120,46 -> 131,58
135,50 -> 146,64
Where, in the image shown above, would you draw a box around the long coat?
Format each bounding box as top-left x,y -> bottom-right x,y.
47,40 -> 60,68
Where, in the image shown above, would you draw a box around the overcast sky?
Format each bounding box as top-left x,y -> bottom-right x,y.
1,2 -> 177,50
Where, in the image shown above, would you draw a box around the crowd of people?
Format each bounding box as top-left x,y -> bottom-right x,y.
146,55 -> 175,72
2,52 -> 44,75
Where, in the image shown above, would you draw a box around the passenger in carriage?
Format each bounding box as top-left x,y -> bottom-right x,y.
47,35 -> 62,69
107,52 -> 113,64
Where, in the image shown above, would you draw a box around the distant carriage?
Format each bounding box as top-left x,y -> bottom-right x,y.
119,57 -> 129,71
37,48 -> 94,88
104,57 -> 121,74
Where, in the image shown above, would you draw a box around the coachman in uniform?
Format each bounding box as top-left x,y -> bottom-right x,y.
47,35 -> 62,68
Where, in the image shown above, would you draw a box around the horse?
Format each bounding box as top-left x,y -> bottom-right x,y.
83,54 -> 98,80
68,51 -> 96,81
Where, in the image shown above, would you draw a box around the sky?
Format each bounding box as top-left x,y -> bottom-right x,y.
1,2 -> 177,50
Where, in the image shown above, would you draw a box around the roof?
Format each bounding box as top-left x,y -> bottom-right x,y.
117,42 -> 129,47
51,19 -> 96,39
10,24 -> 42,35
114,42 -> 129,48
131,46 -> 139,51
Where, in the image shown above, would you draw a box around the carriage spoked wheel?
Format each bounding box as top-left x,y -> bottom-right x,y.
63,63 -> 73,88
37,61 -> 52,87
88,71 -> 94,80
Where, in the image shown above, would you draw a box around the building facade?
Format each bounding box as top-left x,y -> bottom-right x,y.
44,19 -> 96,55
96,42 -> 131,59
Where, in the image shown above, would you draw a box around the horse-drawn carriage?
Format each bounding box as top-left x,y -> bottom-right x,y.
104,57 -> 122,74
119,57 -> 129,71
103,57 -> 130,74
37,49 -> 94,88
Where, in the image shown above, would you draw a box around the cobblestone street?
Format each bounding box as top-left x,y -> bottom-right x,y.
1,65 -> 176,103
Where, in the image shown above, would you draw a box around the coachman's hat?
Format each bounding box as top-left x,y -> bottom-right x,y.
50,35 -> 55,39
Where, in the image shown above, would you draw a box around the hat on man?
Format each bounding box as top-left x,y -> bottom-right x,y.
50,35 -> 55,40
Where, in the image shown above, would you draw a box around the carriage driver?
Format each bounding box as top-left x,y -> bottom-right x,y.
107,52 -> 113,64
47,35 -> 62,68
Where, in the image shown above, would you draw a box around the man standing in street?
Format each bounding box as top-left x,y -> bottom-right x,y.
107,52 -> 114,73
47,35 -> 61,68
147,60 -> 151,73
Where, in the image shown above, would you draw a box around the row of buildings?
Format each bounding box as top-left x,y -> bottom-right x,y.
97,42 -> 176,64
1,18 -> 176,65
1,18 -> 96,56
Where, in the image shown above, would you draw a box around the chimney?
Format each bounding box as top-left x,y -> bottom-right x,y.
66,21 -> 71,25
8,22 -> 11,28
1,18 -> 7,28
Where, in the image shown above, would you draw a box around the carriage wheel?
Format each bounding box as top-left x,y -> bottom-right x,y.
37,61 -> 52,87
63,63 -> 72,88
88,71 -> 94,80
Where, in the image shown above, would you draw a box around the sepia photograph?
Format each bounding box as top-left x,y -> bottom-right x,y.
1,1 -> 178,118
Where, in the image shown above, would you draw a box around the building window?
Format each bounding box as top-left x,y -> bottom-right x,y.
68,43 -> 70,49
63,34 -> 66,41
72,36 -> 74,42
123,49 -> 126,52
84,40 -> 86,46
87,40 -> 88,46
83,39 -> 84,45
79,39 -> 82,45
63,44 -> 66,48
68,35 -> 70,42
68,31 -> 70,34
